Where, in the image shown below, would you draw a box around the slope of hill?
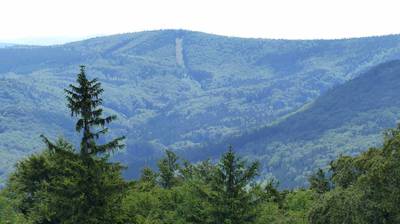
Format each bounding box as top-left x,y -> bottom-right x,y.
210,60 -> 400,187
1,30 -> 400,185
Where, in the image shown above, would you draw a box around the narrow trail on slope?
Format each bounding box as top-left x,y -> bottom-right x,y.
175,38 -> 185,68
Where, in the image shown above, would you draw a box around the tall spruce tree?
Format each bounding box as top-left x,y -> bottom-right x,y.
65,65 -> 124,155
24,66 -> 128,224
209,146 -> 260,224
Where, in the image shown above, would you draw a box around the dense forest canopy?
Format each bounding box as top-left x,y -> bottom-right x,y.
1,66 -> 400,223
2,30 -> 400,187
203,60 -> 400,187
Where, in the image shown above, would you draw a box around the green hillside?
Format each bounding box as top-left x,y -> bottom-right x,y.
2,30 -> 400,186
216,60 -> 400,187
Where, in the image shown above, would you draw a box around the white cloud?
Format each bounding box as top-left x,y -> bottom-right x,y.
0,0 -> 400,43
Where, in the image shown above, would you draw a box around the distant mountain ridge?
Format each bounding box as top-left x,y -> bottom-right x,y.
0,43 -> 15,48
1,30 -> 400,186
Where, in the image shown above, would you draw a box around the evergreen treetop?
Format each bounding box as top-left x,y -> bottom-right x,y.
65,65 -> 124,156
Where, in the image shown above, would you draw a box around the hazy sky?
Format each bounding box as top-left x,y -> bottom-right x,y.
1,0 -> 400,44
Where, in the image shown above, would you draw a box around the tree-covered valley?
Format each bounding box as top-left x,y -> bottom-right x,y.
1,29 -> 400,190
0,62 -> 400,224
1,65 -> 400,223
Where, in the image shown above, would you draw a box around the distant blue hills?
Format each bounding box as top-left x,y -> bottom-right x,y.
1,30 -> 400,187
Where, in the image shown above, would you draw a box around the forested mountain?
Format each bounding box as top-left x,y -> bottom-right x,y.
3,67 -> 400,223
206,60 -> 400,187
1,30 -> 400,186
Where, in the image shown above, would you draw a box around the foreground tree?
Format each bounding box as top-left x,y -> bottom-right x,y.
158,149 -> 180,189
9,66 -> 127,224
0,189 -> 28,224
309,168 -> 330,194
64,65 -> 124,155
208,146 -> 260,224
309,125 -> 400,223
9,139 -> 126,224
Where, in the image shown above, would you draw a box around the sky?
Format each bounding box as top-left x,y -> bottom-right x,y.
1,0 -> 400,45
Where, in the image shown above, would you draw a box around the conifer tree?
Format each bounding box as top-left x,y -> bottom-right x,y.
65,65 -> 124,156
138,167 -> 158,190
309,168 -> 330,194
263,179 -> 284,206
9,139 -> 127,224
209,146 -> 260,224
26,66 -> 128,224
158,150 -> 180,189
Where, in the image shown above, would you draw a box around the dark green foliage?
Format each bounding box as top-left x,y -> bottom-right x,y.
122,147 -> 267,224
8,139 -> 126,224
309,124 -> 400,223
308,187 -> 364,224
2,143 -> 316,224
263,179 -> 285,206
139,167 -> 158,190
207,146 -> 260,224
4,122 -> 400,223
157,150 -> 180,189
5,69 -> 128,223
65,65 -> 124,155
329,155 -> 359,188
256,189 -> 314,224
0,190 -> 28,224
308,169 -> 330,194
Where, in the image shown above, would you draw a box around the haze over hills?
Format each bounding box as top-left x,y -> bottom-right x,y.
0,43 -> 15,48
0,35 -> 96,46
1,29 -> 400,186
